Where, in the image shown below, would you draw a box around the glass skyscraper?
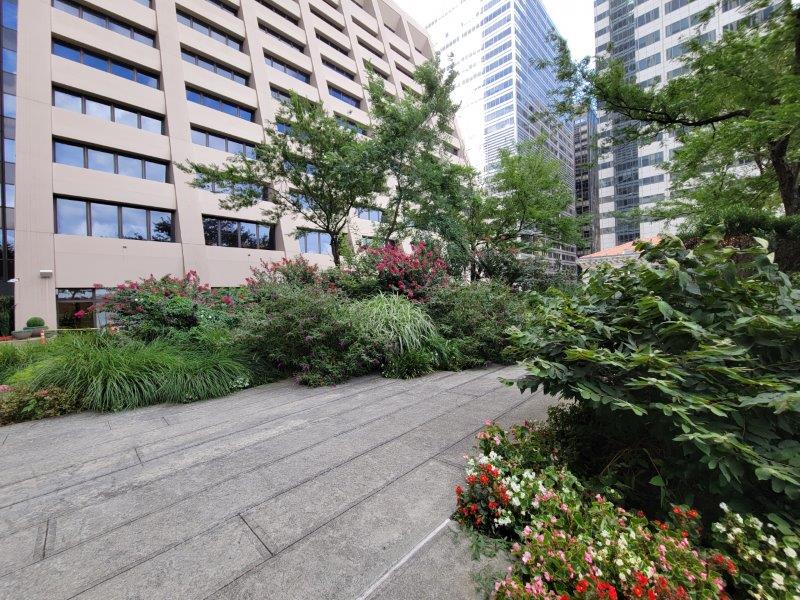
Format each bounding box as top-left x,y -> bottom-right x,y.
428,0 -> 576,265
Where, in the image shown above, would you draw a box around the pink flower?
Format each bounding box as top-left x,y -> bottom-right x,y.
522,552 -> 531,564
74,310 -> 86,319
221,295 -> 233,306
522,525 -> 532,538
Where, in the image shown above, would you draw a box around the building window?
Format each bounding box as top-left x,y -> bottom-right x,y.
328,86 -> 360,108
317,33 -> 349,57
265,54 -> 311,83
205,0 -> 238,15
261,25 -> 305,53
297,230 -> 332,254
190,127 -> 256,157
53,89 -> 163,133
356,207 -> 382,222
337,118 -> 367,135
52,1 -> 155,46
53,141 -> 169,182
202,216 -> 275,249
55,197 -> 174,240
52,40 -> 159,88
186,87 -> 254,121
256,0 -> 300,26
270,86 -> 291,103
56,288 -> 109,329
181,50 -> 248,85
176,10 -> 243,51
322,58 -> 355,80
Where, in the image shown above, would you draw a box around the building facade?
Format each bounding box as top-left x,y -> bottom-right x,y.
427,0 -> 576,266
574,110 -> 598,257
9,0 -> 458,329
594,0 -> 776,250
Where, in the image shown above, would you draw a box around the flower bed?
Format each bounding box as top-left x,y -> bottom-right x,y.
454,422 -> 799,600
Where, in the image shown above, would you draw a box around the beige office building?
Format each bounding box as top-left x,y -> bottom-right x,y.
6,0 -> 458,329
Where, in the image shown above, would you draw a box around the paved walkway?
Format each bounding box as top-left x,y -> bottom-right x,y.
0,366 -> 554,599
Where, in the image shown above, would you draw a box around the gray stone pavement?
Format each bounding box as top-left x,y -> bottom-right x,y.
0,366 -> 556,600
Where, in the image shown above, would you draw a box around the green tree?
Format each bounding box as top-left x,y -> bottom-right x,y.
183,94 -> 384,266
409,138 -> 584,280
549,0 -> 800,248
366,56 -> 461,243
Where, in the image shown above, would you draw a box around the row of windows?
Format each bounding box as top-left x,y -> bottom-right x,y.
202,216 -> 275,249
186,87 -> 255,122
265,54 -> 311,84
318,33 -> 349,57
637,7 -> 659,27
206,0 -> 237,15
297,229 -> 331,254
262,25 -> 305,53
637,30 -> 660,50
356,207 -> 382,222
53,0 -> 155,46
53,141 -> 168,182
323,58 -> 355,80
329,86 -> 360,108
666,10 -> 704,36
191,127 -> 257,157
53,89 -> 163,134
176,10 -> 242,51
637,52 -> 661,71
181,49 -> 248,85
52,41 -> 159,88
56,197 -> 173,241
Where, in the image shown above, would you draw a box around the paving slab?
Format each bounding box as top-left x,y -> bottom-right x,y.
0,367 -> 555,600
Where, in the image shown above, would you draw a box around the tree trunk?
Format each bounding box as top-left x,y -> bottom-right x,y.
330,234 -> 342,267
770,136 -> 800,215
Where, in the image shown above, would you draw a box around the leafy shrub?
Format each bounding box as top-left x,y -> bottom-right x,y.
366,242 -> 448,300
506,232 -> 800,521
11,333 -> 251,411
478,249 -> 579,293
425,282 -> 526,367
350,294 -> 438,354
382,349 -> 435,379
712,505 -> 800,599
95,272 -> 240,340
0,385 -> 78,425
234,284 -> 375,387
25,317 -> 45,328
246,256 -> 322,290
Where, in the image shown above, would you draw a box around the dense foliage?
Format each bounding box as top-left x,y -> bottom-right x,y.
506,232 -> 800,522
455,422 -> 797,600
367,242 -> 448,300
549,0 -> 800,266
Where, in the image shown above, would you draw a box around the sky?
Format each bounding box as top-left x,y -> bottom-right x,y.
393,0 -> 596,60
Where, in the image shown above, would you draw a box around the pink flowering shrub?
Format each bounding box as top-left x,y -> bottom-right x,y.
95,271 -> 242,339
245,256 -> 322,291
366,242 -> 447,301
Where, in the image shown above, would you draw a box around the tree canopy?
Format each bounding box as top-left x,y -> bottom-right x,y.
184,94 -> 384,266
549,0 -> 800,257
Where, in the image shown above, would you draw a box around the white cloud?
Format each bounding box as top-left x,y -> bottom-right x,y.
393,0 -> 595,59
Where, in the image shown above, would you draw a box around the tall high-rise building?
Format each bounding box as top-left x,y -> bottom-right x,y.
574,110 -> 598,257
7,0 -> 460,330
594,0 -> 777,249
427,0 -> 576,265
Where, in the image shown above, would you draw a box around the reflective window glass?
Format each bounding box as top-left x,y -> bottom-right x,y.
54,142 -> 84,167
121,206 -> 147,240
91,203 -> 118,237
150,211 -> 172,241
87,148 -> 114,172
56,198 -> 87,235
117,155 -> 142,177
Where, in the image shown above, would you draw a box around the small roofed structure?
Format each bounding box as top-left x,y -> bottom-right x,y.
578,237 -> 661,271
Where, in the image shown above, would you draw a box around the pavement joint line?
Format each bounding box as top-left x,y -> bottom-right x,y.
0,381 -> 446,544
0,376 -> 392,477
161,416 -> 170,427
0,382 -> 486,561
238,514 -> 274,559
355,519 -> 452,600
0,378 -> 405,508
133,447 -> 144,466
0,370 -> 495,515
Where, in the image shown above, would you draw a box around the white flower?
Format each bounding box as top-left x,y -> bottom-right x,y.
768,536 -> 778,548
719,502 -> 729,512
784,547 -> 797,559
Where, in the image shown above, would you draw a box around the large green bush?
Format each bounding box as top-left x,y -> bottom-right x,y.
425,282 -> 527,367
9,333 -> 251,412
234,284 -> 376,387
506,232 -> 800,522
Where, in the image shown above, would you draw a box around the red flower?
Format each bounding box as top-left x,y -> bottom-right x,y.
575,580 -> 589,594
479,474 -> 489,486
455,485 -> 463,496
648,589 -> 656,600
466,475 -> 477,485
658,577 -> 668,590
559,595 -> 570,600
672,506 -> 683,515
633,586 -> 644,598
687,509 -> 699,519
634,573 -> 648,586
